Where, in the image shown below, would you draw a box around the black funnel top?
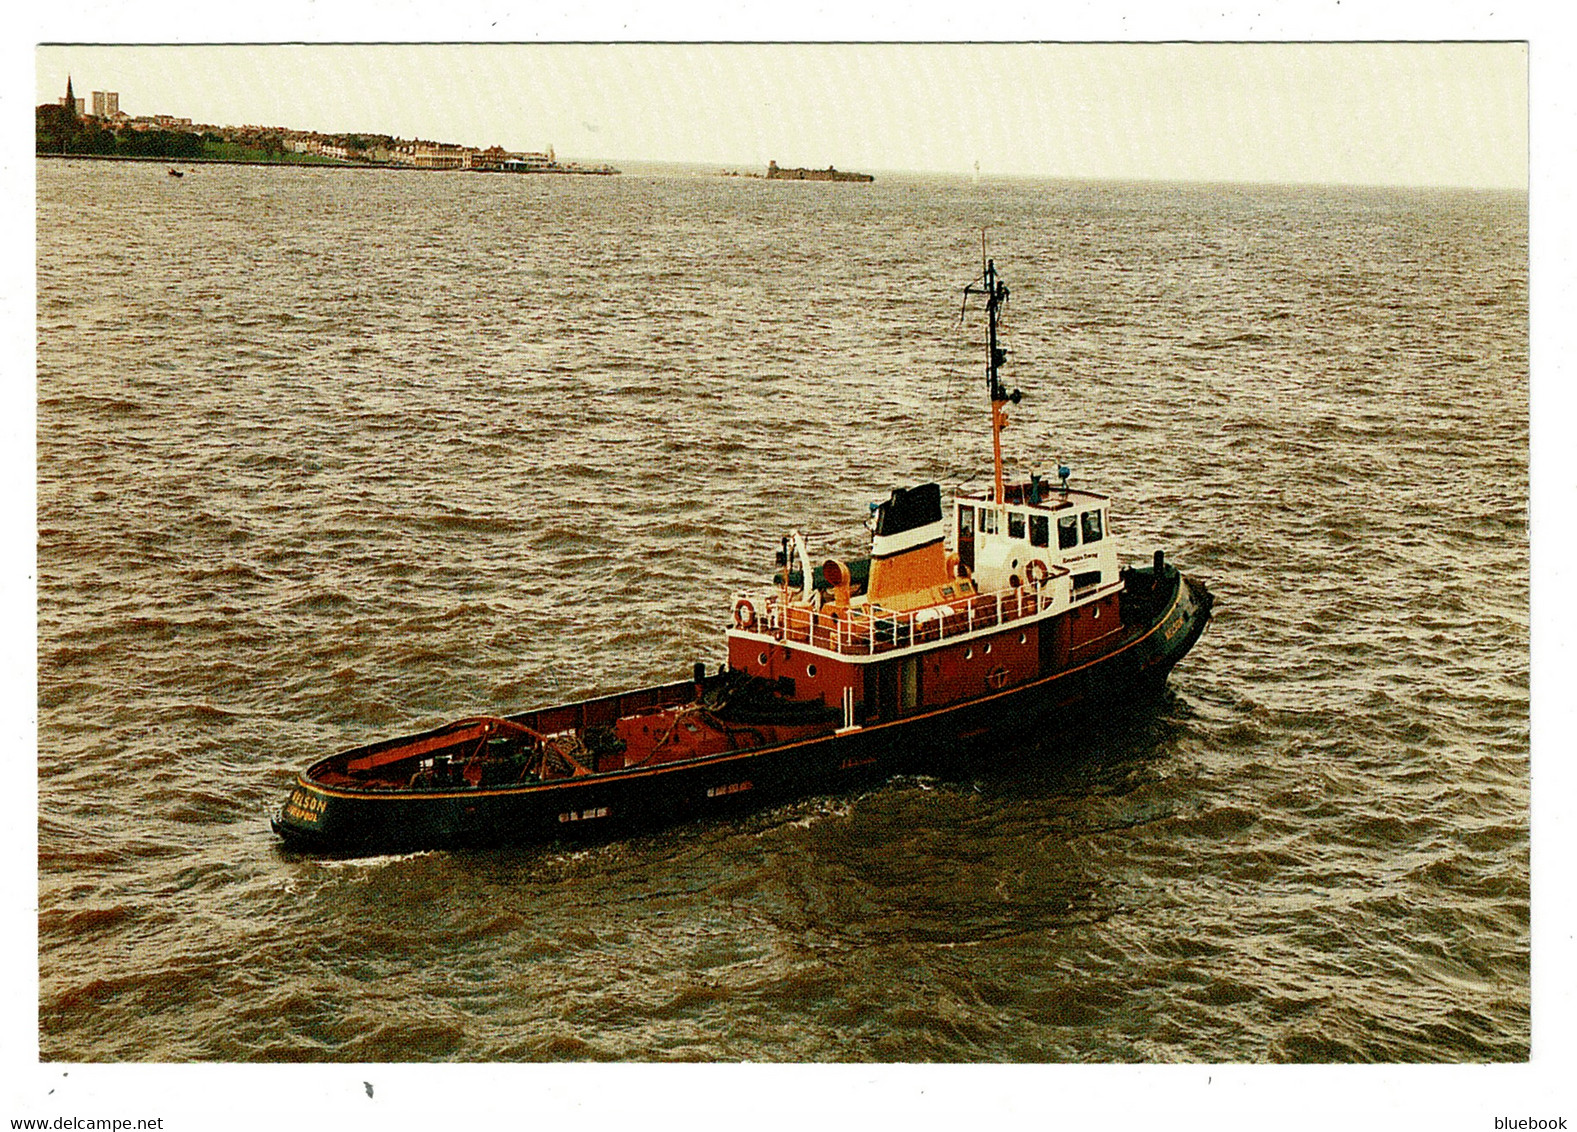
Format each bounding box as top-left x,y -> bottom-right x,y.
873,483 -> 943,537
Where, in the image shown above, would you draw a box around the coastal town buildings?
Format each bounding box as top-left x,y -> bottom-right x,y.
41,76 -> 614,173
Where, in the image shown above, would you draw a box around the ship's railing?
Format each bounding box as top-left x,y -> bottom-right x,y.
739,572 -> 1109,657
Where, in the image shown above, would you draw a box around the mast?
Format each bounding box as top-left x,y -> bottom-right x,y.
964,256 -> 1020,505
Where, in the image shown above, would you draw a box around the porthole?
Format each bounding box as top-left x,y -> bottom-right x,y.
757,652 -> 769,666
1019,633 -> 1027,645
806,663 -> 818,678
984,642 -> 993,654
1092,607 -> 1102,620
964,647 -> 974,660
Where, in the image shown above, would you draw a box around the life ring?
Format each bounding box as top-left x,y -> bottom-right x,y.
1025,560 -> 1050,587
733,599 -> 757,630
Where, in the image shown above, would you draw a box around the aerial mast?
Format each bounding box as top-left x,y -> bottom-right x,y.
964,251 -> 1020,505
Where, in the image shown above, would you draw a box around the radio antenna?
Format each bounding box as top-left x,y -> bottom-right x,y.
962,251 -> 1019,505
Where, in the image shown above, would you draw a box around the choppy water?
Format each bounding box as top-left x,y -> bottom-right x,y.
36,159 -> 1527,1062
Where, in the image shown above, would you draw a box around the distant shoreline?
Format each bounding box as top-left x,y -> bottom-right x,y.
36,153 -> 619,174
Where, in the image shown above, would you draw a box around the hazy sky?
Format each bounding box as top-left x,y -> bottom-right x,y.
34,42 -> 1526,189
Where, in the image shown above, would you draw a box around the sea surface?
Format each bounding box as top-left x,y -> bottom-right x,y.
35,159 -> 1528,1063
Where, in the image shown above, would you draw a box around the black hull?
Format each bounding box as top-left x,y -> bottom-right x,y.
273,570 -> 1211,854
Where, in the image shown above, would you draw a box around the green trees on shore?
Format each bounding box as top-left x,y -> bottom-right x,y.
36,104 -> 205,159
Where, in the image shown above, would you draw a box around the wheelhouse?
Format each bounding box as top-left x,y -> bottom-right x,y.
953,482 -> 1118,597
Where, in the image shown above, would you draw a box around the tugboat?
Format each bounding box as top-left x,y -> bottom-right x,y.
272,258 -> 1213,853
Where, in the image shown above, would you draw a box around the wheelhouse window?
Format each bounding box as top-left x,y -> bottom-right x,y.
1008,511 -> 1026,540
981,509 -> 999,535
1081,510 -> 1104,544
958,507 -> 974,537
1058,515 -> 1079,549
1029,514 -> 1049,548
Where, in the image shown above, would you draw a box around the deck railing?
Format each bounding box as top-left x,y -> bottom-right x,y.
739,572 -> 1120,657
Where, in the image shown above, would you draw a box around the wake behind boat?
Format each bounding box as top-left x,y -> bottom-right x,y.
273,256 -> 1213,853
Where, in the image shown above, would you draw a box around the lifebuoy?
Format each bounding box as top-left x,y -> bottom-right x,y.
733,599 -> 757,630
1026,560 -> 1050,587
